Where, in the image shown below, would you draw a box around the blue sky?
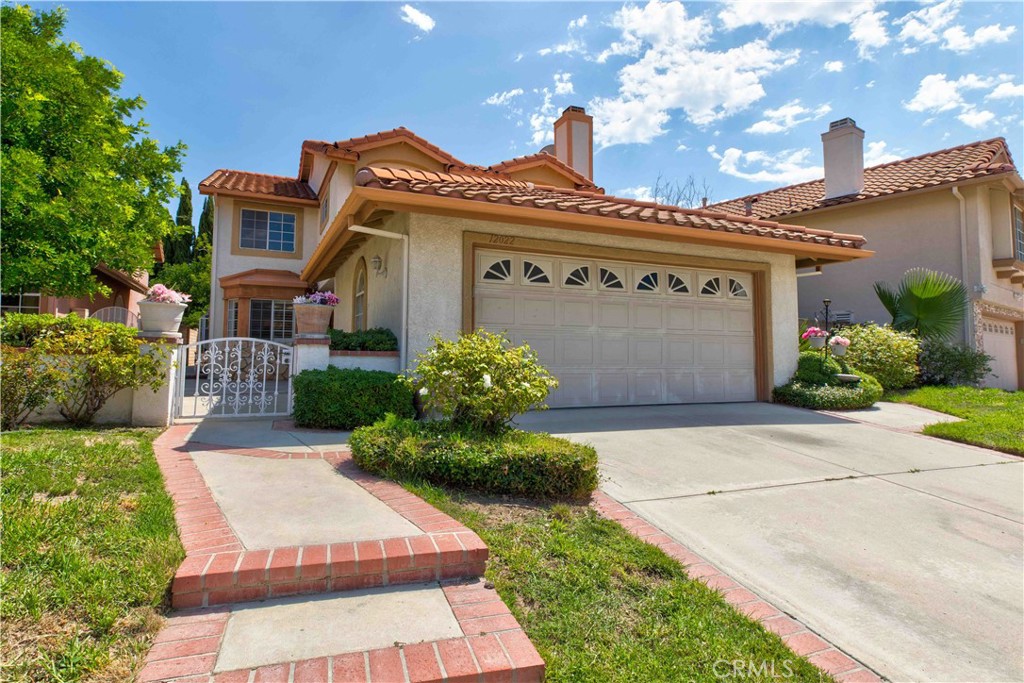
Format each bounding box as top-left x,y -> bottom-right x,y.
36,1 -> 1024,214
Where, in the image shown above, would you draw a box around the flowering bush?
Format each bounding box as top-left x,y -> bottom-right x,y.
841,324 -> 920,390
293,291 -> 339,306
801,326 -> 828,339
144,283 -> 190,304
402,329 -> 558,434
830,335 -> 851,347
1,345 -> 58,430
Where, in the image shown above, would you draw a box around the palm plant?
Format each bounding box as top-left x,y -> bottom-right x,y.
873,268 -> 968,341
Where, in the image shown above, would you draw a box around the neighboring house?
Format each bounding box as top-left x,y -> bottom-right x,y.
1,263 -> 154,325
710,119 -> 1024,391
198,107 -> 870,408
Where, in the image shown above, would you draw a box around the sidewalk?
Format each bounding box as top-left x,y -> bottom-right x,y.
139,420 -> 544,682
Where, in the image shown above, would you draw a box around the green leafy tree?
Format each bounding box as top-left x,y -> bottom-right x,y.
197,195 -> 214,251
1,5 -> 185,297
159,234 -> 211,328
874,268 -> 968,341
164,178 -> 194,265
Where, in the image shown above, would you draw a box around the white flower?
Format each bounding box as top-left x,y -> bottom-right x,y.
419,387 -> 429,396
482,374 -> 492,389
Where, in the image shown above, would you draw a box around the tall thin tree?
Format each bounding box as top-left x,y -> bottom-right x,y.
165,178 -> 194,265
196,195 -> 214,254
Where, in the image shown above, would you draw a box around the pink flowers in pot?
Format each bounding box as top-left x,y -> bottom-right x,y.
830,336 -> 851,348
144,284 -> 191,304
293,291 -> 339,306
801,326 -> 828,340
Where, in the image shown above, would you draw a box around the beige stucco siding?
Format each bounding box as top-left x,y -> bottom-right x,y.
403,213 -> 799,387
331,214 -> 408,337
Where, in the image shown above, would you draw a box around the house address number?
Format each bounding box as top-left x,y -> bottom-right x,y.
488,234 -> 516,245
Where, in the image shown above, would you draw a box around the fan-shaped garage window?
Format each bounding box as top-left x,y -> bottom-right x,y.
523,260 -> 551,284
728,277 -> 749,298
635,271 -> 659,292
564,266 -> 590,287
599,267 -> 624,290
483,258 -> 512,282
700,276 -> 721,296
668,273 -> 690,294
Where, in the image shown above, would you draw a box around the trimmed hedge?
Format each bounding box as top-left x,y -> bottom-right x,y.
794,351 -> 843,386
773,372 -> 883,410
839,324 -> 920,390
328,327 -> 398,352
918,340 -> 992,387
292,367 -> 414,430
0,313 -> 107,347
350,414 -> 599,499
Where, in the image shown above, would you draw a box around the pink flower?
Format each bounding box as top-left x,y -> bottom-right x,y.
145,283 -> 191,304
830,336 -> 851,347
801,326 -> 828,339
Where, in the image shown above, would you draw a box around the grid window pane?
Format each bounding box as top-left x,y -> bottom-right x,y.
248,299 -> 293,341
1,292 -> 42,315
240,209 -> 294,252
1014,207 -> 1024,260
227,300 -> 238,337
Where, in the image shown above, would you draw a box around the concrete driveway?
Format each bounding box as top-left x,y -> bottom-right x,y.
517,403 -> 1024,683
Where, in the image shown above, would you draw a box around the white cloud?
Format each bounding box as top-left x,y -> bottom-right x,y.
745,100 -> 832,134
399,4 -> 435,33
483,88 -> 524,107
568,14 -> 588,30
589,1 -> 800,147
708,144 -> 823,184
904,73 -> 1014,131
553,72 -> 574,96
718,1 -> 888,58
864,141 -> 903,166
895,0 -> 1016,53
865,80 -> 876,88
676,143 -> 689,152
957,107 -> 996,129
824,60 -> 845,73
616,185 -> 655,202
538,13 -> 589,57
987,82 -> 1024,100
514,53 -> 524,63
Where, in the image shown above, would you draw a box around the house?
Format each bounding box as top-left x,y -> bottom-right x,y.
198,107 -> 870,408
709,119 -> 1024,391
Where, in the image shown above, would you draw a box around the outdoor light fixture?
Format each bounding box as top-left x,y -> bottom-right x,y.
370,255 -> 386,278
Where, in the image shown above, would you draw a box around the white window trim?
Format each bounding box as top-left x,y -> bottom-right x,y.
1,291 -> 42,315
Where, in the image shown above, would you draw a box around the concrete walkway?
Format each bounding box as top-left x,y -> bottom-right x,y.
519,403 -> 1024,683
139,421 -> 544,682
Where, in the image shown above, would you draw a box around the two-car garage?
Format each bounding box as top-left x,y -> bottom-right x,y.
472,247 -> 759,408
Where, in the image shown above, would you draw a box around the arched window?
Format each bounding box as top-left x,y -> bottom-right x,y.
353,258 -> 368,331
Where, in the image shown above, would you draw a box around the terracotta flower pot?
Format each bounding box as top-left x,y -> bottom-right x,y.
138,301 -> 187,334
294,304 -> 333,337
808,337 -> 826,349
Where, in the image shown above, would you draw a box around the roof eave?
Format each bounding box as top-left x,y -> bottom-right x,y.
197,186 -> 319,206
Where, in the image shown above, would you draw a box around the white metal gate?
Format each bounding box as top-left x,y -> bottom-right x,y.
174,338 -> 292,420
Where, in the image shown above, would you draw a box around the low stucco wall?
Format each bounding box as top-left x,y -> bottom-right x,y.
27,387 -> 135,425
328,352 -> 400,374
403,213 -> 800,388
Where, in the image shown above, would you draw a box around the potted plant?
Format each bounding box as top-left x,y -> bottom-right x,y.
293,291 -> 339,337
138,284 -> 191,334
830,335 -> 851,357
802,326 -> 828,349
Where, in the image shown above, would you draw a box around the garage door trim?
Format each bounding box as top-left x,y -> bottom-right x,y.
461,231 -> 773,401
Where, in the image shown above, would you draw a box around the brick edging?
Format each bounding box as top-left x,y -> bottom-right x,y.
591,491 -> 884,683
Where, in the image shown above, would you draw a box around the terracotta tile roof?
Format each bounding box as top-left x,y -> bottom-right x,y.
708,138 -> 1017,220
487,152 -> 599,190
199,170 -> 317,203
301,127 -> 469,172
354,166 -> 867,250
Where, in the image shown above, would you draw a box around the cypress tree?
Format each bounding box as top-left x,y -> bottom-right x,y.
165,178 -> 194,264
196,195 -> 214,253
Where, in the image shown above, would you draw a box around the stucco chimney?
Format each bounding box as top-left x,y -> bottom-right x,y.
821,118 -> 864,199
553,106 -> 593,180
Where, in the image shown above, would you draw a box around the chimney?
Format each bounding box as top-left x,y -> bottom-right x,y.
821,118 -> 864,199
553,106 -> 593,180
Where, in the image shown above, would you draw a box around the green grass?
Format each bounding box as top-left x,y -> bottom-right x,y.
407,482 -> 831,682
887,386 -> 1024,455
0,427 -> 185,682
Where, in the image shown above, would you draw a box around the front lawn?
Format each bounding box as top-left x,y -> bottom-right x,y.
0,427 -> 184,682
409,483 -> 829,682
887,386 -> 1024,455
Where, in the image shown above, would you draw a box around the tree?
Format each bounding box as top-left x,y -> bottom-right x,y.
874,268 -> 968,341
650,173 -> 714,209
159,234 -> 211,329
197,195 -> 214,252
164,178 -> 195,265
1,5 -> 185,297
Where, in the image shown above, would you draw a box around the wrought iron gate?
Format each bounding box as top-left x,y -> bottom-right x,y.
174,338 -> 292,419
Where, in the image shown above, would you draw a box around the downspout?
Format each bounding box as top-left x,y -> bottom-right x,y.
951,185 -> 974,346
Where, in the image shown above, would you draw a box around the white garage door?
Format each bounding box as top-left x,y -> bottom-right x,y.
981,318 -> 1019,391
473,249 -> 757,407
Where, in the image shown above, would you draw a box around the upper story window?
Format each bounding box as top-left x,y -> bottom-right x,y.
1014,206 -> 1024,261
319,188 -> 331,231
240,208 -> 296,252
1,292 -> 41,315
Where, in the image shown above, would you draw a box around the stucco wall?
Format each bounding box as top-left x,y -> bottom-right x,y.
209,196 -> 319,338
331,214 -> 408,338
969,184 -> 1021,311
404,213 -> 799,387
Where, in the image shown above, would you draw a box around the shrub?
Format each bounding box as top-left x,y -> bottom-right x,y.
918,340 -> 992,387
840,324 -> 920,390
292,367 -> 414,430
35,325 -> 169,425
773,372 -> 883,410
404,330 -> 558,434
350,414 -> 598,499
794,351 -> 842,386
0,346 -> 57,430
328,327 -> 399,352
0,313 -> 103,347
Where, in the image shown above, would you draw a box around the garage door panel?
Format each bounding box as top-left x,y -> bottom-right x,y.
475,252 -> 758,407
